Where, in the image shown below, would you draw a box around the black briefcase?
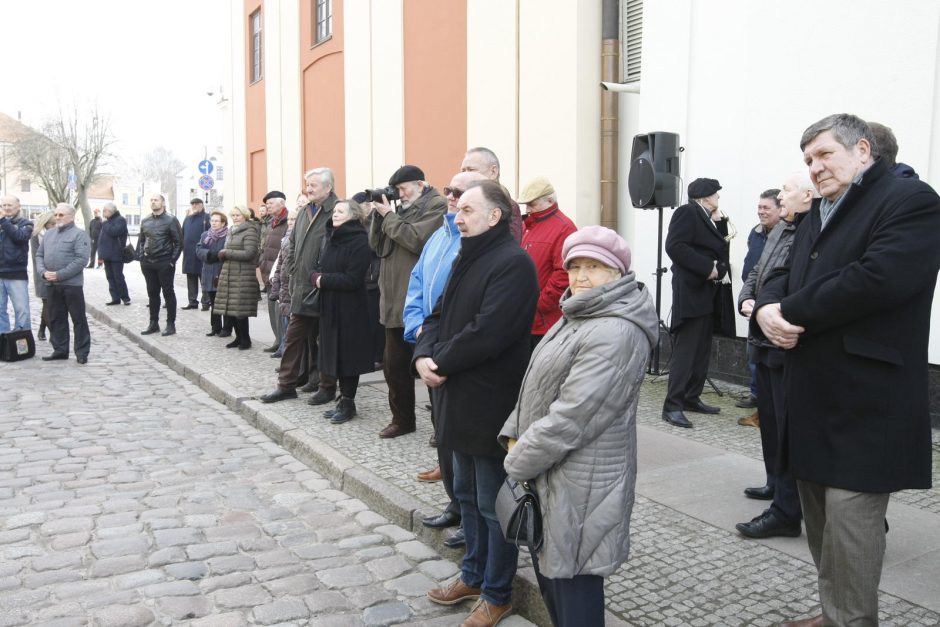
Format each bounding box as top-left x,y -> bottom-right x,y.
0,329 -> 36,362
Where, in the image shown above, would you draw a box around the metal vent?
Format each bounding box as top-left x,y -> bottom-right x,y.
623,0 -> 643,83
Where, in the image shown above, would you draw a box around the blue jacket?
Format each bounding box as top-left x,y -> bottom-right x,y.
741,223 -> 769,282
403,213 -> 460,343
98,212 -> 128,262
0,213 -> 34,277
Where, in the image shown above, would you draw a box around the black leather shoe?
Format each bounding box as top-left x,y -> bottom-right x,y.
161,323 -> 176,336
263,345 -> 279,353
443,528 -> 466,549
206,330 -> 220,337
735,394 -> 758,408
307,388 -> 338,406
181,304 -> 198,310
122,299 -> 131,306
42,353 -> 68,361
201,304 -> 210,311
662,410 -> 693,428
735,510 -> 801,539
744,485 -> 774,500
141,322 -> 160,335
76,356 -> 87,365
259,388 -> 298,403
225,339 -> 240,348
423,511 -> 461,529
105,300 -> 120,306
218,330 -> 232,338
684,399 -> 721,414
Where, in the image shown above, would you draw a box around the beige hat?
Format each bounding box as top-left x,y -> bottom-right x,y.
517,176 -> 555,204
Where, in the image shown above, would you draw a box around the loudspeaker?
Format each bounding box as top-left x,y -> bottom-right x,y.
628,132 -> 681,208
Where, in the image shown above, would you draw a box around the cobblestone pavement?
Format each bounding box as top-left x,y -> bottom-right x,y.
0,310 -> 537,626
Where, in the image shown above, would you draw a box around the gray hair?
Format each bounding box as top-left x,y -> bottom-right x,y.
466,147 -> 500,174
304,167 -> 334,189
788,170 -> 821,198
800,113 -> 873,152
55,202 -> 76,215
464,180 -> 512,222
103,202 -> 117,211
867,121 -> 898,168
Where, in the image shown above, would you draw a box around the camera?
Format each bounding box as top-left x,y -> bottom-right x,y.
363,186 -> 400,203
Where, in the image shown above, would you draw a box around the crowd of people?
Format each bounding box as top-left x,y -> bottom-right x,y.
1,115 -> 939,627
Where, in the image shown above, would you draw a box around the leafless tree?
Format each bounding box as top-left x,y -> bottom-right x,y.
10,124 -> 70,205
141,146 -> 185,212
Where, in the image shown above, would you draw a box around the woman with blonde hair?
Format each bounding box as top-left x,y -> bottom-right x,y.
214,205 -> 261,349
29,211 -> 56,340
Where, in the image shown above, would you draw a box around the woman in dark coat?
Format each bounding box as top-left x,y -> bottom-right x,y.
215,206 -> 261,349
195,211 -> 229,336
311,199 -> 374,424
29,212 -> 55,340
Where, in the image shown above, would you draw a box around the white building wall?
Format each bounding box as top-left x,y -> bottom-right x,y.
264,0 -> 303,196
225,6 -> 247,207
344,0 -> 375,194
368,0 -> 405,189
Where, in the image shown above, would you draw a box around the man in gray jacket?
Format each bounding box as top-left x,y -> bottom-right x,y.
36,203 -> 91,364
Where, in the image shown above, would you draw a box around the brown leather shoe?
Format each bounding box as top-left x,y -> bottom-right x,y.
417,466 -> 442,482
379,423 -> 416,439
779,615 -> 823,627
737,410 -> 760,427
427,578 -> 481,606
461,598 -> 513,626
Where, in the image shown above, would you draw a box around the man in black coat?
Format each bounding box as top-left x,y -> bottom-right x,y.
86,208 -> 102,268
415,180 -> 537,627
662,178 -> 730,428
756,114 -> 940,627
99,202 -> 131,306
181,198 -> 212,310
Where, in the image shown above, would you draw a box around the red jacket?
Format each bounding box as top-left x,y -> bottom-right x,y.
522,204 -> 577,335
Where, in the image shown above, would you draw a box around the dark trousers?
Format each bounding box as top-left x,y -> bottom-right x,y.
664,314 -> 713,411
757,360 -> 802,524
141,260 -> 176,323
87,241 -> 98,267
39,298 -> 50,336
206,291 -> 230,333
532,553 -> 605,627
277,314 -> 336,392
339,376 -> 359,399
429,391 -> 459,516
49,284 -> 90,359
232,317 -> 251,347
383,327 -> 416,429
367,289 -> 385,363
104,261 -> 129,302
267,297 -> 281,348
186,273 -> 207,306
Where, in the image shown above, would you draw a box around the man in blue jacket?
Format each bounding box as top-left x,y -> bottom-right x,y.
404,170 -> 484,549
0,195 -> 33,334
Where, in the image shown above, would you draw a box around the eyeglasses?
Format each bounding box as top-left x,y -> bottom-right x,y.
443,187 -> 464,199
55,213 -> 67,217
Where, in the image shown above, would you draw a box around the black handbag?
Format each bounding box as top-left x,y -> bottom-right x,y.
302,286 -> 320,311
122,243 -> 136,263
0,329 -> 36,362
495,476 -> 543,552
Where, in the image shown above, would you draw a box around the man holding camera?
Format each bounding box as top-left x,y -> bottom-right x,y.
369,165 -> 446,439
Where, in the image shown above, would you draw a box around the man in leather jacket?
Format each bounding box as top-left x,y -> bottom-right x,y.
136,194 -> 183,336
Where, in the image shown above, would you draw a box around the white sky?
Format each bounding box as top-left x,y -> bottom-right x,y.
0,0 -> 227,176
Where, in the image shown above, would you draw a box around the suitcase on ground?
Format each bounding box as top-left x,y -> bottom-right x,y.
0,329 -> 36,362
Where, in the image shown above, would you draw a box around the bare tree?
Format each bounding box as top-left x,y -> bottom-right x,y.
141,146 -> 185,212
10,124 -> 70,205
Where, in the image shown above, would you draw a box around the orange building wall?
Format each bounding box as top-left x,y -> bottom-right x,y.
403,0 -> 467,189
300,0 -> 346,196
245,0 -> 267,208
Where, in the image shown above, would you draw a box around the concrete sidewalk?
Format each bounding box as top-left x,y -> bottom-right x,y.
76,267 -> 940,626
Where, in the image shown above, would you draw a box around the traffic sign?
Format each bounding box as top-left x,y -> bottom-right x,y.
198,160 -> 214,175
198,175 -> 215,191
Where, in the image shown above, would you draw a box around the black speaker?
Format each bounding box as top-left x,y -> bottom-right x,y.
628,132 -> 681,208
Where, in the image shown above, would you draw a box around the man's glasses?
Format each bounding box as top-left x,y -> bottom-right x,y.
55,213 -> 67,217
443,187 -> 464,199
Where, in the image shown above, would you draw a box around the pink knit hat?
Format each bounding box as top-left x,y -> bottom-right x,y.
562,225 -> 632,273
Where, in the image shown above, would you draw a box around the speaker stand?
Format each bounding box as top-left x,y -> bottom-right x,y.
649,206 -> 669,375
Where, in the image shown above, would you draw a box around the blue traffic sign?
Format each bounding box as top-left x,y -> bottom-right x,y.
198,175 -> 215,191
198,160 -> 214,175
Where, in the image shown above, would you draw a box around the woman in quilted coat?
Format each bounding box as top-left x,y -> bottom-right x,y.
214,206 -> 261,350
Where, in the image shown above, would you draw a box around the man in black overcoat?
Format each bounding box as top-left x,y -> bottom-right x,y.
662,178 -> 731,428
414,180 -> 537,627
756,113 -> 940,627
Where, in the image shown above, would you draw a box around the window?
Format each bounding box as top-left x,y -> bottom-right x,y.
315,0 -> 332,45
250,9 -> 263,83
622,0 -> 643,83
122,193 -> 129,205
19,178 -> 30,192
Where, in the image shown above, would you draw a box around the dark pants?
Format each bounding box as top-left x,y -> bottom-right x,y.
664,314 -> 713,411
429,391 -> 459,516
367,289 -> 385,363
141,260 -> 176,323
49,284 -> 90,359
757,359 -> 802,524
339,376 -> 359,399
532,552 -> 605,627
232,317 -> 251,347
277,313 -> 335,392
267,297 -> 281,348
39,298 -> 50,336
383,327 -> 415,430
186,273 -> 207,307
452,450 -> 517,606
87,241 -> 98,267
104,261 -> 129,302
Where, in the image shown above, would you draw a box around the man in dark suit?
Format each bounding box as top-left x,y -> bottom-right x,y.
756,113 -> 940,627
662,178 -> 730,428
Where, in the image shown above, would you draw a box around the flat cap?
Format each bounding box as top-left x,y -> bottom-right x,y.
517,176 -> 555,204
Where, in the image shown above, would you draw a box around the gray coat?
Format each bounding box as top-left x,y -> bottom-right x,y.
215,221 -> 261,318
738,218 -> 798,349
36,223 -> 89,287
499,273 -> 658,579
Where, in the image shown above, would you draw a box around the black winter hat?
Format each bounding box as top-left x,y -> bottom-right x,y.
687,178 -> 721,199
263,190 -> 287,202
388,165 -> 425,186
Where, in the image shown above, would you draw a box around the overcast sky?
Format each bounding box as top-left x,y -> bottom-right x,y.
0,0 -> 227,176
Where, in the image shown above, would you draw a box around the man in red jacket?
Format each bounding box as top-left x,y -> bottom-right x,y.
518,177 -> 577,349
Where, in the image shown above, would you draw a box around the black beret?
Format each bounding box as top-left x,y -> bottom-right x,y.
351,192 -> 369,204
688,178 -> 721,199
263,190 -> 287,202
388,165 -> 425,186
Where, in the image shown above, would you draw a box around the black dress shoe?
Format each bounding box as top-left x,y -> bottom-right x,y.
307,388 -> 338,406
201,304 -> 210,311
122,300 -> 131,306
423,511 -> 461,529
735,394 -> 758,409
662,409 -> 693,428
744,485 -> 774,500
76,356 -> 88,365
141,322 -> 160,335
225,339 -> 240,348
161,323 -> 176,336
206,330 -> 220,337
217,331 -> 232,338
684,399 -> 721,414
443,528 -> 466,549
735,510 -> 801,539
259,388 -> 298,403
42,353 -> 68,361
181,304 -> 198,310
263,345 -> 279,353
105,300 -> 120,306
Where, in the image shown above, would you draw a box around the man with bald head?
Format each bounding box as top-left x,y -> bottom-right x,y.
35,204 -> 91,364
460,147 -> 523,242
0,195 -> 33,334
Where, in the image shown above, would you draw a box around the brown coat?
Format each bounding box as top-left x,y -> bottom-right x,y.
258,209 -> 288,290
215,221 -> 261,318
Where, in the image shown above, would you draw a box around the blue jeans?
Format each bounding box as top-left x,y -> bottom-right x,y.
452,450 -> 518,606
0,278 -> 30,334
